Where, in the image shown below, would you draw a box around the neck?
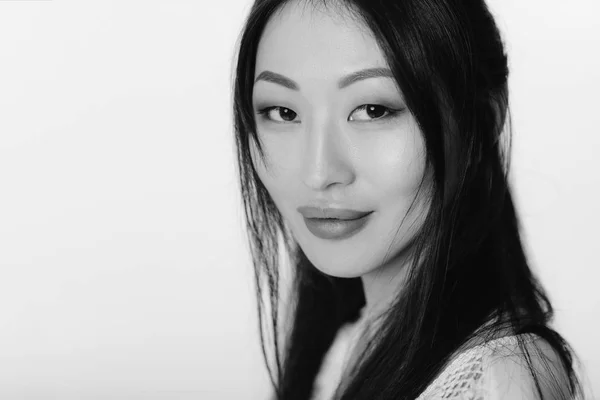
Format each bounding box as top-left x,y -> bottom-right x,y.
360,250 -> 413,321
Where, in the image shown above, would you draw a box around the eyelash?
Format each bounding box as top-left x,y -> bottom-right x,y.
256,104 -> 404,124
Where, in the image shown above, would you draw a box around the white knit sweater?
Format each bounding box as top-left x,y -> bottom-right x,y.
312,318 -> 576,400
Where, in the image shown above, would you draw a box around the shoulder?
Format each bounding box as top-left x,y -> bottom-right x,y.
483,333 -> 573,400
418,334 -> 574,400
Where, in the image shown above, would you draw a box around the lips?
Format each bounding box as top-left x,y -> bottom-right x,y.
297,206 -> 372,220
297,206 -> 374,241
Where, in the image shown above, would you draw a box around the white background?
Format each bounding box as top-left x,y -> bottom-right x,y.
0,0 -> 597,399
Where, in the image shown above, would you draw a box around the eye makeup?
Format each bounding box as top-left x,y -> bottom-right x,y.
255,103 -> 406,125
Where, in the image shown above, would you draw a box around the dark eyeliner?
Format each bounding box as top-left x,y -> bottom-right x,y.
256,106 -> 300,124
350,104 -> 406,122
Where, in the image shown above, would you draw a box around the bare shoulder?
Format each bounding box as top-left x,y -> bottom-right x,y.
484,333 -> 573,400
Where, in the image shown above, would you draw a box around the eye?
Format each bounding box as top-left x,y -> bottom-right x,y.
348,104 -> 401,122
256,106 -> 299,123
255,104 -> 403,124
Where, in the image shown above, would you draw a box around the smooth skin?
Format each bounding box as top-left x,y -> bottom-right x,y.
250,1 -> 432,318
249,3 -> 576,398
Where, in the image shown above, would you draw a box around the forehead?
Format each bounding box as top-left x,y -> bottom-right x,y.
255,2 -> 388,84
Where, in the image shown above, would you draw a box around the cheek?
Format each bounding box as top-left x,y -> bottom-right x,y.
249,137 -> 296,212
249,133 -> 293,176
362,125 -> 430,256
365,124 -> 427,198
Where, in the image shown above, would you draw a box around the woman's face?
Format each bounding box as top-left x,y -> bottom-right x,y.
250,2 -> 431,278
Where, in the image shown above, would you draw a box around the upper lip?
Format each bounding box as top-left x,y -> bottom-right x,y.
297,206 -> 372,220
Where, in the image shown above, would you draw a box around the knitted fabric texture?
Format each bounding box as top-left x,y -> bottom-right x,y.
414,336 -> 519,399
313,333 -> 531,400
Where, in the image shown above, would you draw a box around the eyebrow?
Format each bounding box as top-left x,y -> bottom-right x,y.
254,67 -> 394,90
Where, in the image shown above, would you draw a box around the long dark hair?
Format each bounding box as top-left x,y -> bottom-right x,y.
231,0 -> 583,398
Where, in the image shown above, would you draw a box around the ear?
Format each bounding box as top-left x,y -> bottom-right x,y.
489,86 -> 509,146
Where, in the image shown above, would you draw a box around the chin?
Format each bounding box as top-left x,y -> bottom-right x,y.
317,266 -> 363,279
301,249 -> 373,279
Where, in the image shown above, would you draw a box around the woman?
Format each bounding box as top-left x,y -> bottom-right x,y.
232,0 -> 584,399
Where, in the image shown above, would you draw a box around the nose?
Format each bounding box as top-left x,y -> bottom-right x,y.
301,118 -> 355,191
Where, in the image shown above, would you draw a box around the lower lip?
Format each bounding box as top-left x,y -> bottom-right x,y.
303,213 -> 373,241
